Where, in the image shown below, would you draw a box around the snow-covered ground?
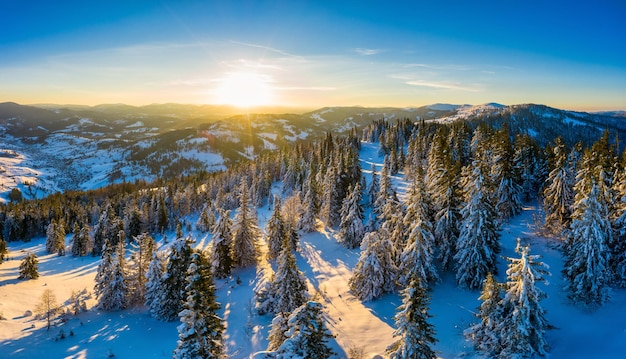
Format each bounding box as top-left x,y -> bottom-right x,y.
1,141 -> 625,358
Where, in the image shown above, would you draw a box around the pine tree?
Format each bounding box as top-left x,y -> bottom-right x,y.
173,251 -> 224,359
321,162 -> 341,228
266,196 -> 287,260
267,312 -> 290,351
349,231 -> 397,301
274,301 -> 334,359
0,236 -> 8,264
273,237 -> 308,314
71,222 -> 90,257
211,209 -> 234,279
153,237 -> 194,321
613,165 -> 626,287
46,219 -> 65,255
126,233 -> 155,306
94,239 -> 127,311
337,182 -> 365,249
464,273 -> 503,356
564,183 -> 612,305
299,168 -> 319,233
18,252 -> 39,280
491,124 -> 523,221
543,137 -> 575,233
454,161 -> 500,290
196,205 -> 215,233
497,240 -> 551,358
232,181 -> 260,268
145,249 -> 167,315
367,164 -> 380,207
386,278 -> 437,359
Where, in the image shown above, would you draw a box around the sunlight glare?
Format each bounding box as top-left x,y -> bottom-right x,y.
214,72 -> 274,107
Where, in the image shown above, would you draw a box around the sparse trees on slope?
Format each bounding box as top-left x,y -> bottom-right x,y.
386,279 -> 437,359
273,301 -> 335,359
497,240 -> 551,358
337,182 -> 365,249
173,251 -> 224,359
232,181 -> 260,268
18,252 -> 39,280
454,161 -> 500,290
211,209 -> 234,278
349,231 -> 397,301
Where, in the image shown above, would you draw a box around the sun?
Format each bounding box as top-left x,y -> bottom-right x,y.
213,72 -> 274,108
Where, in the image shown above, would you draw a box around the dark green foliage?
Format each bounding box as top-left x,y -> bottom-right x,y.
18,252 -> 39,280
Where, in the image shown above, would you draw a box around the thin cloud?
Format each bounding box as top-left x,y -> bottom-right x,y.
405,63 -> 472,71
230,40 -> 302,59
406,80 -> 480,92
354,48 -> 384,56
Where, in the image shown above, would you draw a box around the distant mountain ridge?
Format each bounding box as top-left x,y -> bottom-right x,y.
0,101 -> 624,202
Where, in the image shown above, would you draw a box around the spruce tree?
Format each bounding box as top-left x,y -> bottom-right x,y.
0,237 -> 7,264
266,196 -> 287,260
464,273 -> 503,356
497,240 -> 551,358
232,181 -> 260,268
455,161 -> 500,290
196,205 -> 215,233
173,251 -> 224,359
267,312 -> 289,351
273,237 -> 308,314
210,209 -> 234,279
349,231 -> 397,301
543,137 -> 575,233
386,278 -> 437,359
71,222 -> 90,257
274,301 -> 334,359
126,233 -> 155,306
564,183 -> 612,305
145,249 -> 167,315
94,239 -> 127,311
321,161 -> 341,228
299,168 -> 319,233
337,182 -> 365,249
46,219 -> 65,255
18,252 -> 39,280
612,165 -> 626,287
153,237 -> 194,321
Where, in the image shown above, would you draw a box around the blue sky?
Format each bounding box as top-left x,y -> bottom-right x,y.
1,0 -> 624,110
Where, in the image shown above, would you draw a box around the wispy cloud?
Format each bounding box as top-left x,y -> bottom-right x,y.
405,63 -> 472,71
230,40 -> 302,58
354,48 -> 384,56
406,80 -> 480,92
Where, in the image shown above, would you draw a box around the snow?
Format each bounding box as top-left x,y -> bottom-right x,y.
431,103 -> 506,124
426,103 -> 462,111
1,139 -> 625,359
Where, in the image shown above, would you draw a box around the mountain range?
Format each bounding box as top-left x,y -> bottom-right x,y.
0,101 -> 624,202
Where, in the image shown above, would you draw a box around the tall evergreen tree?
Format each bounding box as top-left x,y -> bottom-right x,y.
173,251 -> 224,359
299,173 -> 319,233
145,249 -> 167,315
274,301 -> 334,359
196,204 -> 215,233
321,161 -> 341,228
455,161 -> 500,290
0,237 -> 7,264
126,233 -> 155,306
232,181 -> 260,268
18,252 -> 39,280
94,239 -> 127,311
71,222 -> 90,257
349,231 -> 397,301
337,182 -> 365,249
564,183 -> 612,305
612,165 -> 626,287
273,237 -> 308,314
464,273 -> 503,356
267,312 -> 289,352
543,137 -> 575,234
497,240 -> 551,358
266,196 -> 287,260
153,237 -> 194,321
45,219 -> 65,255
386,279 -> 438,359
211,209 -> 234,278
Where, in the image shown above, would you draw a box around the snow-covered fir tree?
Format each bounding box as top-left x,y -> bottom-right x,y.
126,233 -> 155,306
172,251 -> 224,359
454,160 -> 500,290
145,249 -> 167,315
337,182 -> 365,249
367,164 -> 380,207
211,209 -> 234,279
491,125 -> 523,221
45,219 -> 65,255
464,273 -> 503,356
0,237 -> 7,264
18,252 -> 39,280
349,230 -> 397,301
299,174 -> 318,233
232,180 -> 260,268
386,278 -> 438,359
71,222 -> 90,257
542,137 -> 575,234
496,240 -> 551,358
94,239 -> 127,311
612,164 -> 626,287
371,162 -> 400,231
399,178 -> 438,288
267,312 -> 289,352
266,196 -> 287,260
320,161 -> 341,228
153,236 -> 194,321
273,301 -> 334,359
564,182 -> 612,305
272,237 -> 308,314
196,204 -> 215,233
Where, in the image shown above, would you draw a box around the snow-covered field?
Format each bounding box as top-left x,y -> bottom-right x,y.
1,142 -> 625,358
